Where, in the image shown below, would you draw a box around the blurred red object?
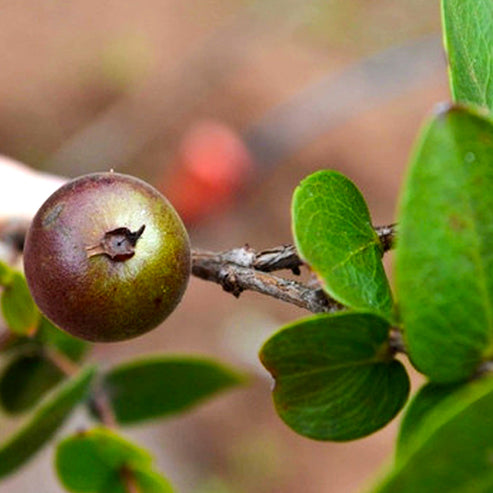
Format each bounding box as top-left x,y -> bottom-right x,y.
163,120 -> 254,225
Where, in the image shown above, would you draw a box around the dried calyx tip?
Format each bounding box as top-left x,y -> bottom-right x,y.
86,224 -> 146,261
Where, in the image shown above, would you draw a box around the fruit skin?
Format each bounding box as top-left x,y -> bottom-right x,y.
23,172 -> 191,342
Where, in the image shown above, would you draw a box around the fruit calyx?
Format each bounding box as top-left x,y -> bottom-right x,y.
85,224 -> 146,261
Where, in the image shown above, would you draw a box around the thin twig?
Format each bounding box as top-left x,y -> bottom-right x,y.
191,223 -> 396,313
192,250 -> 407,355
44,347 -> 80,377
90,389 -> 118,429
193,223 -> 395,274
374,223 -> 397,251
191,223 -> 406,354
252,244 -> 302,273
192,256 -> 342,312
120,466 -> 140,493
0,330 -> 16,352
45,346 -> 136,493
44,348 -> 116,426
91,390 -> 139,493
389,328 -> 406,355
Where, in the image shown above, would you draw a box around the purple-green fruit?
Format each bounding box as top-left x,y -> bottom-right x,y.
23,172 -> 191,342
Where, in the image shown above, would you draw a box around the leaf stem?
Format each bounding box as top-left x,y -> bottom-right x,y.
44,347 -> 80,377
43,348 -> 117,428
44,347 -> 137,493
90,389 -> 118,429
192,255 -> 343,313
120,465 -> 140,493
0,330 -> 16,352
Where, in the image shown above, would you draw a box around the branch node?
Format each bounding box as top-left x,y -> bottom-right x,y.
219,268 -> 244,297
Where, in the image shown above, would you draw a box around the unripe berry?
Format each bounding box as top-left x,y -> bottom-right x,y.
23,172 -> 191,342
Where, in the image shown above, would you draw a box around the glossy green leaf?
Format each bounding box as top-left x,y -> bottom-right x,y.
1,271 -> 40,335
102,356 -> 245,424
371,376 -> 493,492
0,365 -> 95,478
37,316 -> 88,362
0,352 -> 64,414
292,170 -> 393,320
442,0 -> 493,110
56,427 -> 173,493
396,382 -> 463,459
0,260 -> 13,286
259,312 -> 409,441
395,105 -> 493,382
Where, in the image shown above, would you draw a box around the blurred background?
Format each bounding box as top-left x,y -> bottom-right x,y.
0,1 -> 447,491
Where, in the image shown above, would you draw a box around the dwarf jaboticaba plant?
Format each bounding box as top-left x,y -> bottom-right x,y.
0,1 -> 492,492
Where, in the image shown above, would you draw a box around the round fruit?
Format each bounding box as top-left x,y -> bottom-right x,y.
23,172 -> 191,342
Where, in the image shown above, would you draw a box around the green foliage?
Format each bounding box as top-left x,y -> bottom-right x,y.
0,260 -> 13,286
132,470 -> 174,493
0,352 -> 64,414
396,382 -> 463,459
1,271 -> 40,336
56,427 -> 173,493
0,2 -> 493,491
260,312 -> 409,441
442,0 -> 493,110
102,356 -> 245,424
0,366 -> 95,479
371,375 -> 493,492
395,105 -> 493,382
0,317 -> 88,414
0,264 -> 242,490
37,317 -> 88,362
292,170 -> 393,320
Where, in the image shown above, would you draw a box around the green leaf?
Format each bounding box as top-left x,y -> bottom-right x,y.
442,0 -> 493,111
37,316 -> 88,362
56,427 -> 173,493
132,469 -> 174,493
0,260 -> 13,286
0,365 -> 95,478
371,375 -> 493,493
259,312 -> 409,441
1,271 -> 40,335
395,105 -> 493,382
102,356 -> 245,424
292,170 -> 393,320
0,318 -> 88,414
396,382 -> 463,459
0,352 -> 64,414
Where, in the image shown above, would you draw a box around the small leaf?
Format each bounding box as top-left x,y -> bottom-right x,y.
1,271 -> 40,335
260,312 -> 409,441
0,260 -> 13,286
37,317 -> 88,362
132,469 -> 174,493
102,356 -> 245,424
56,427 -> 173,493
395,105 -> 493,382
396,382 -> 463,459
371,375 -> 493,492
0,365 -> 95,478
292,170 -> 393,320
442,0 -> 493,111
0,352 -> 64,414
